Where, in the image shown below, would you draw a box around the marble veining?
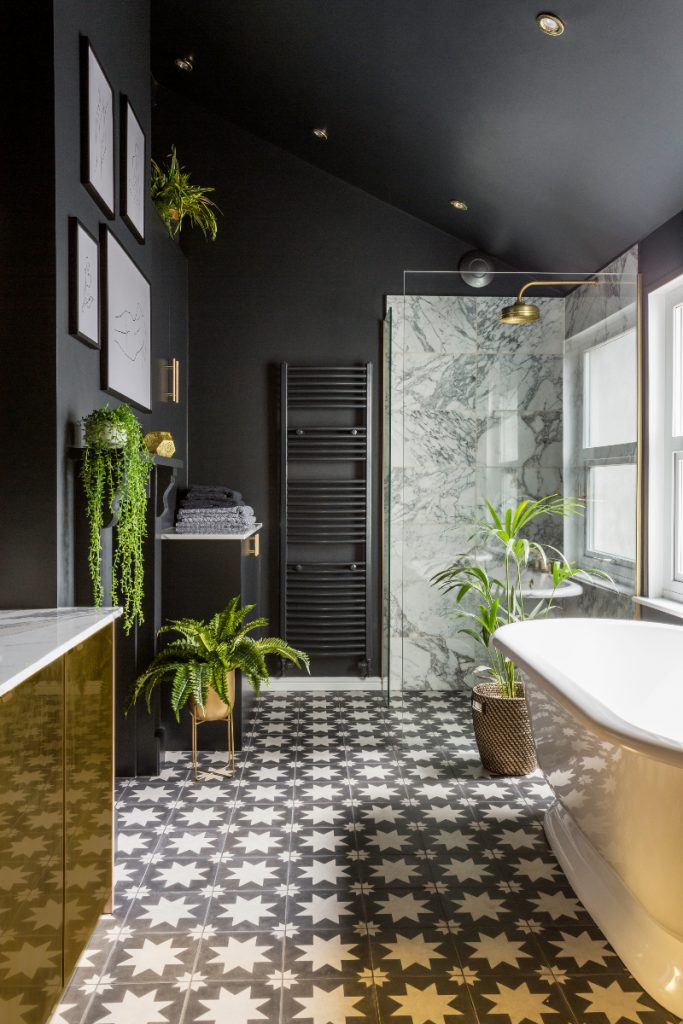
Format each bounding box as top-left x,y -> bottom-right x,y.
391,294 -> 478,356
0,607 -> 121,697
387,293 -> 564,692
565,247 -> 638,341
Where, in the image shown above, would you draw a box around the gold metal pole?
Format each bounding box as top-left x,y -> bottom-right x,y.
635,272 -> 645,618
516,277 -> 600,303
191,711 -> 198,780
228,713 -> 235,774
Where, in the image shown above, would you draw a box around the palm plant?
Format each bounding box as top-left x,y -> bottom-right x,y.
151,146 -> 221,240
126,597 -> 309,720
431,495 -> 609,697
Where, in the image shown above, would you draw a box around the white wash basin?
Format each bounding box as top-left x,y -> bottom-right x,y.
519,570 -> 582,600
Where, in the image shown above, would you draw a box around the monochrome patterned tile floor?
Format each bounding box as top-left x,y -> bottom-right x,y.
53,691 -> 681,1024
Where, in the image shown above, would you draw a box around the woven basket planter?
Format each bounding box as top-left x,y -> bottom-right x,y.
471,681 -> 537,776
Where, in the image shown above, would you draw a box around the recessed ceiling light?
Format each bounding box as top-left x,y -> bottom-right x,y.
311,127 -> 329,141
536,12 -> 565,36
449,199 -> 468,211
175,54 -> 194,72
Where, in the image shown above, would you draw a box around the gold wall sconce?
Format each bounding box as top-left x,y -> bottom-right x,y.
166,358 -> 181,403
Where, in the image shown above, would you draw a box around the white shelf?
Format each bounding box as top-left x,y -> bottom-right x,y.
160,524 -> 262,541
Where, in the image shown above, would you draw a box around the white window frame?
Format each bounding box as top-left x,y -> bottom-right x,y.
575,330 -> 637,587
647,274 -> 683,603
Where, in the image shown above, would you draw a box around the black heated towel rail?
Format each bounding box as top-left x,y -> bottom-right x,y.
280,364 -> 373,677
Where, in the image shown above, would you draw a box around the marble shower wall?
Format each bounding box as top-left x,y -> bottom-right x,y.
386,294 -> 564,692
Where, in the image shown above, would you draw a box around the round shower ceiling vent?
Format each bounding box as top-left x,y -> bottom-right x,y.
459,251 -> 495,288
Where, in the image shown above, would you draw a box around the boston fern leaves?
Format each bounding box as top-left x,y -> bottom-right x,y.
126,597 -> 309,721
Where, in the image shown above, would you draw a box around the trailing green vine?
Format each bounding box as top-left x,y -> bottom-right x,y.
81,404 -> 153,634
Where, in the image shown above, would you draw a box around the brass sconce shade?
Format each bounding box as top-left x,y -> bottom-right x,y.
166,358 -> 181,403
500,278 -> 599,325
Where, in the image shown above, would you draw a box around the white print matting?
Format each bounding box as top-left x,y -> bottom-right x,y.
81,37 -> 114,217
121,95 -> 145,242
69,218 -> 99,347
101,227 -> 151,411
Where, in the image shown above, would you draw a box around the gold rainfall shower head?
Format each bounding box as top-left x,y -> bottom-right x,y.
499,278 -> 599,325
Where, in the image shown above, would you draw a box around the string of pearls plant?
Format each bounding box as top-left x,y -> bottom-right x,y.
81,404 -> 153,633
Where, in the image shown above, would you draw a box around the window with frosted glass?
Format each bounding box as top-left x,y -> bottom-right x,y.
587,463 -> 637,563
583,331 -> 637,448
674,453 -> 683,581
672,305 -> 683,437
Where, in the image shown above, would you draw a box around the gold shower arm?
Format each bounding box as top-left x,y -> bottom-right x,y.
516,278 -> 599,302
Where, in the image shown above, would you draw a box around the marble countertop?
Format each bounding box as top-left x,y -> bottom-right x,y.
0,608 -> 122,698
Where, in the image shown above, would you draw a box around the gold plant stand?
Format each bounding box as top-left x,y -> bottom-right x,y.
189,673 -> 236,780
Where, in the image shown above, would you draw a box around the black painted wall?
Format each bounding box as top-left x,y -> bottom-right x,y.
0,11 -> 58,607
1,1 -> 189,612
153,89 -> 486,672
1,2 -> 191,774
53,0 -> 188,605
640,209 -> 683,293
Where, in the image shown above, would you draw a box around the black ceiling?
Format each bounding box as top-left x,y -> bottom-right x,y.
151,0 -> 683,270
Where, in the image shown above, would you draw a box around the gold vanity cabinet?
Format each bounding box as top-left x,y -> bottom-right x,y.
0,619 -> 114,1024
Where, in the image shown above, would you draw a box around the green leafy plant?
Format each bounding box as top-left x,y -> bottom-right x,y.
431,495 -> 611,697
151,146 -> 221,240
125,597 -> 310,720
81,404 -> 153,634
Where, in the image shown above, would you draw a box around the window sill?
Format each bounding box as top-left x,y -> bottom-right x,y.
633,595 -> 683,621
578,573 -> 634,598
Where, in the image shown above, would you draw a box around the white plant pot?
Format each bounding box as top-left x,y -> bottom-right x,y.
84,422 -> 127,448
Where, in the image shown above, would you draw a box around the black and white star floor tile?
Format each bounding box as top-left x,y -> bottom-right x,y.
51,691 -> 682,1024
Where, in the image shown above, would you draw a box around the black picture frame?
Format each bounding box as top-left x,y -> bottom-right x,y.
68,217 -> 100,348
120,95 -> 145,243
100,226 -> 152,412
80,36 -> 115,218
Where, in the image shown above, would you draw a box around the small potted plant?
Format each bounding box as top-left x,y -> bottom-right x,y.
151,146 -> 221,240
431,495 -> 608,775
81,404 -> 153,634
126,598 -> 309,773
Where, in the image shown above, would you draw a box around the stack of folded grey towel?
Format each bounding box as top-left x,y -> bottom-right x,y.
175,485 -> 257,534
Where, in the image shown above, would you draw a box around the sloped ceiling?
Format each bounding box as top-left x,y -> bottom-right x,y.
151,0 -> 683,270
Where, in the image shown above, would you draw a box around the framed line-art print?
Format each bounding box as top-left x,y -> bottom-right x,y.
69,217 -> 99,348
80,36 -> 115,217
121,95 -> 145,243
100,227 -> 151,411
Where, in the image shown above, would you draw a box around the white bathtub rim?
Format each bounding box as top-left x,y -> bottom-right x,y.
544,801 -> 683,1018
492,619 -> 683,769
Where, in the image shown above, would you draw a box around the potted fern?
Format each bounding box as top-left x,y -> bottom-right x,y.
126,597 -> 309,723
151,146 -> 220,240
431,495 -> 607,775
81,404 -> 153,634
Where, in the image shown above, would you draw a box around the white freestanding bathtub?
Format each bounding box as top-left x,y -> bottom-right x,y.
493,618 -> 683,1017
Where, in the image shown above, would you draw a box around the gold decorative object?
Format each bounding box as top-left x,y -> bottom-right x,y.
144,431 -> 176,457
